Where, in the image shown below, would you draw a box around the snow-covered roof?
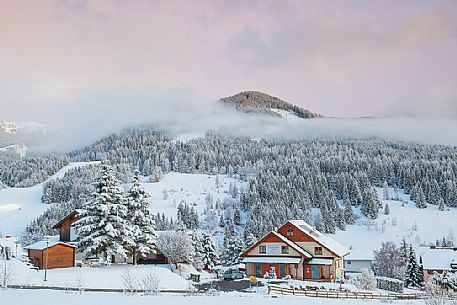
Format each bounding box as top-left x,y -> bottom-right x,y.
243,257 -> 301,264
346,250 -> 374,261
270,231 -> 312,258
419,247 -> 457,271
288,220 -> 350,257
25,240 -> 76,251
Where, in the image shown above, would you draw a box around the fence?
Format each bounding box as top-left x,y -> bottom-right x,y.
268,284 -> 423,300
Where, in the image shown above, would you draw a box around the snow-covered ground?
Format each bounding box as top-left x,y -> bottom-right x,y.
334,187 -> 457,256
0,289 -> 424,305
5,259 -> 189,291
0,162 -> 100,235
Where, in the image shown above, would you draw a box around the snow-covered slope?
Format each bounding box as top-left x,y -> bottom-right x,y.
0,162 -> 100,235
138,172 -> 246,218
333,187 -> 457,256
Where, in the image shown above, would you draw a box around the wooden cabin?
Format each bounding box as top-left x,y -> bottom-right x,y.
51,211 -> 169,265
26,241 -> 76,270
240,220 -> 349,281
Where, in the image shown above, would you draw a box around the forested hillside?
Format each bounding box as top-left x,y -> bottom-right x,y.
6,126 -> 457,245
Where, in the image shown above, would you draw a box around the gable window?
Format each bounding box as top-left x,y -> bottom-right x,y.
259,246 -> 266,253
314,247 -> 323,255
287,229 -> 294,236
281,246 -> 289,254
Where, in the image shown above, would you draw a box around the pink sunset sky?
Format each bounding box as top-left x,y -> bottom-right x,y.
1,0 -> 457,121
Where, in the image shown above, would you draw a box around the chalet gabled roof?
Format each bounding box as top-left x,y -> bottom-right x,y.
52,211 -> 80,229
240,230 -> 312,258
287,220 -> 350,257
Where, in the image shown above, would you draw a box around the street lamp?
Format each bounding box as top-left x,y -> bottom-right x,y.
43,235 -> 52,282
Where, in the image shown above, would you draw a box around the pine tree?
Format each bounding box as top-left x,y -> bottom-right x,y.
438,198 -> 445,211
416,187 -> 427,209
337,207 -> 346,231
384,203 -> 390,215
383,181 -> 390,200
125,170 -> 156,265
244,233 -> 257,250
234,208 -> 241,225
76,160 -> 131,261
202,233 -> 219,270
222,235 -> 245,266
344,197 -> 356,225
191,230 -> 204,270
404,246 -> 423,288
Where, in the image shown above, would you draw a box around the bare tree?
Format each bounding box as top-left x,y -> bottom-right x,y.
156,231 -> 193,268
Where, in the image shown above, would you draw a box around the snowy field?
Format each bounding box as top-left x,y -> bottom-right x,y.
0,162 -> 100,235
0,289 -> 424,305
6,260 -> 189,291
334,187 -> 457,256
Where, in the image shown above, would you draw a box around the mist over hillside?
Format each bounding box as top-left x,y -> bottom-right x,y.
3,91 -> 457,153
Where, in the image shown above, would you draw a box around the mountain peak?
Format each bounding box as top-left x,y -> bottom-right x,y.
219,91 -> 322,119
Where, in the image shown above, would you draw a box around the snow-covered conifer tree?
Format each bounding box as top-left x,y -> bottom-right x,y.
244,233 -> 257,250
201,233 -> 219,270
191,230 -> 204,270
125,170 -> 156,265
383,181 -> 390,200
384,203 -> 390,215
416,187 -> 427,209
344,197 -> 356,225
222,235 -> 245,266
404,246 -> 423,288
76,160 -> 131,262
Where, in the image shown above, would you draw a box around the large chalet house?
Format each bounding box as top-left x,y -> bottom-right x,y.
240,220 -> 350,281
26,211 -> 168,269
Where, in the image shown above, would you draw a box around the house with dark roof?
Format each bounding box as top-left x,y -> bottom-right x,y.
240,220 -> 350,281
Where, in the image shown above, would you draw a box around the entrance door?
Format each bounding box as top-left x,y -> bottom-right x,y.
312,265 -> 319,279
279,264 -> 286,278
255,263 -> 262,277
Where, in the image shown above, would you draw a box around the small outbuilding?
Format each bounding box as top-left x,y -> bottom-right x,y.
26,241 -> 76,270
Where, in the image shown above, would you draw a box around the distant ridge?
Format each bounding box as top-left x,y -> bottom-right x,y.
219,91 -> 323,119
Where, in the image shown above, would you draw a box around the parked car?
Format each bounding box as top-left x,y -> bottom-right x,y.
223,268 -> 245,280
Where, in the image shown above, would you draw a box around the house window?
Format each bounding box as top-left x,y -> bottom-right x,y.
314,247 -> 323,255
287,229 -> 294,236
281,246 -> 289,254
259,246 -> 266,253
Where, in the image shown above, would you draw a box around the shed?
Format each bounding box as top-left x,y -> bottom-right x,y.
26,241 -> 76,270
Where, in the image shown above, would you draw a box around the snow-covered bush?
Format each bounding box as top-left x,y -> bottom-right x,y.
140,272 -> 160,296
351,268 -> 377,291
376,276 -> 404,293
430,272 -> 457,292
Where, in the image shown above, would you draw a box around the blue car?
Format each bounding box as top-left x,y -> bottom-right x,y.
223,268 -> 245,280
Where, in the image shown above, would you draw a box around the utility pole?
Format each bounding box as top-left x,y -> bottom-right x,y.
43,236 -> 52,282
3,255 -> 6,288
